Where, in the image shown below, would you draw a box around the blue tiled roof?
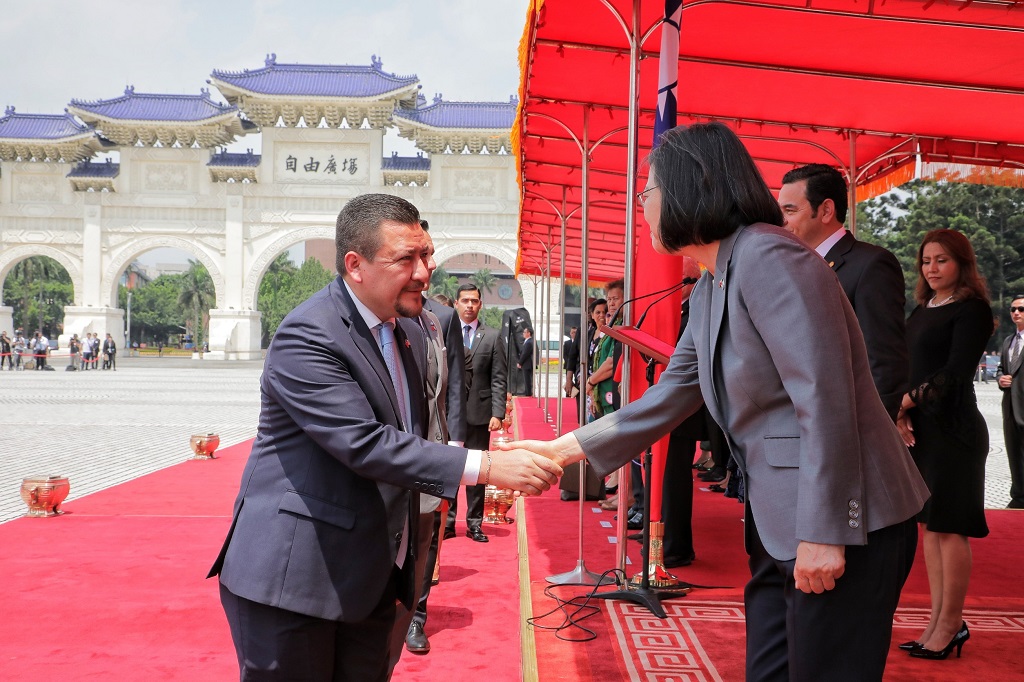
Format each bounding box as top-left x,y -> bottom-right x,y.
393,97 -> 516,129
69,86 -> 238,122
208,150 -> 261,167
68,160 -> 120,177
0,107 -> 91,140
210,54 -> 419,98
382,153 -> 430,171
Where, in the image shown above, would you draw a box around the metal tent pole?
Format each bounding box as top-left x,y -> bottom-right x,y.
546,104 -> 612,587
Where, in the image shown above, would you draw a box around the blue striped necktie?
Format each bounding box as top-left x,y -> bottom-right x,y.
379,321 -> 409,431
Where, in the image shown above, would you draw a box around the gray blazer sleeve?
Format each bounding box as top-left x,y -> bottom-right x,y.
575,321 -> 704,478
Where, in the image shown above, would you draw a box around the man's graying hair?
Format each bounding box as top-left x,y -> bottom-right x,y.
335,194 -> 420,275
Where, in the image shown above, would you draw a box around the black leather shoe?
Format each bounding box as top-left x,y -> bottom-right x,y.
443,528 -> 457,540
898,640 -> 923,652
663,553 -> 695,568
698,469 -> 726,482
626,512 -> 643,530
406,621 -> 430,654
466,528 -> 489,543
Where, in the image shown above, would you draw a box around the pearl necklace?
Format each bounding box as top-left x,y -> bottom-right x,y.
927,294 -> 956,308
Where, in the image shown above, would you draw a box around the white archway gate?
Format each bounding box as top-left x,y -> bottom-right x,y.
0,138 -> 527,358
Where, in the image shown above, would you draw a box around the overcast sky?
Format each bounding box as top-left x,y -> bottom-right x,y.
1,0 -> 529,150
1,0 -> 529,264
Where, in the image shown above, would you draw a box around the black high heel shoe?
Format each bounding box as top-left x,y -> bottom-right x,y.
897,640 -> 922,652
909,622 -> 969,660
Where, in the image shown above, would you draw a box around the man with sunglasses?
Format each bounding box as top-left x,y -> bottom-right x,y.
778,164 -> 908,421
998,297 -> 1024,509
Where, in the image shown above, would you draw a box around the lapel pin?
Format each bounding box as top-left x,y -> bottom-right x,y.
828,260 -> 836,268
718,278 -> 725,289
404,339 -> 411,349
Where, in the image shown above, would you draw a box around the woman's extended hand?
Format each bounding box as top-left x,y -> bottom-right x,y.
495,434 -> 586,470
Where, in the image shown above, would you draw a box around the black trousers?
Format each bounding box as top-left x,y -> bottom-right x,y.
744,514 -> 917,682
1004,397 -> 1024,506
445,423 -> 488,533
387,509 -> 439,676
220,577 -> 398,682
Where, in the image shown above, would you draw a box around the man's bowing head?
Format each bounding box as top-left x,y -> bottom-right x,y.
337,194 -> 432,320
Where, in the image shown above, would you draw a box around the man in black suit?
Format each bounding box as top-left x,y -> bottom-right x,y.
998,296 -> 1024,509
779,164 -> 908,420
445,283 -> 507,543
517,326 -> 535,397
208,194 -> 559,681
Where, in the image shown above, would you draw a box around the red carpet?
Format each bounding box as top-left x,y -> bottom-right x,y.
0,439 -> 523,681
3,398 -> 1021,681
516,397 -> 1024,682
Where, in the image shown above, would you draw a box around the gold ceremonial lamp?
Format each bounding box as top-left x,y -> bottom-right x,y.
629,521 -> 691,592
189,433 -> 221,460
20,475 -> 70,517
483,397 -> 516,524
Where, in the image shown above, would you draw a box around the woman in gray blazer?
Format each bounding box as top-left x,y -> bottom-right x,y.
510,123 -> 928,682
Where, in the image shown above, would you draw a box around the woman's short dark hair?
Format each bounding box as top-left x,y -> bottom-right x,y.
648,122 -> 783,251
913,229 -> 990,306
587,298 -> 607,314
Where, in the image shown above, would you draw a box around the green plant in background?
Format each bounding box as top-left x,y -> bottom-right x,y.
2,256 -> 73,336
257,255 -> 334,345
858,181 -> 1024,346
177,261 -> 215,348
429,265 -> 460,301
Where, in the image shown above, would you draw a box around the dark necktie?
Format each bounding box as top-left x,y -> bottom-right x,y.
463,324 -> 473,350
378,321 -> 409,431
1012,333 -> 1022,364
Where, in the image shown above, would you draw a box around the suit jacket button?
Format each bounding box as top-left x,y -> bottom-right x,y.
849,509 -> 860,519
849,499 -> 860,510
848,519 -> 860,528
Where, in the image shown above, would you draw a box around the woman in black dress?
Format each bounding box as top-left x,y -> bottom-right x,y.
896,228 -> 992,660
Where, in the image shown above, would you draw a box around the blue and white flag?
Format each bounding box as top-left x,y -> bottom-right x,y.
654,0 -> 682,147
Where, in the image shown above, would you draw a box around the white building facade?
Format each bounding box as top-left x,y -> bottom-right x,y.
0,55 -> 558,359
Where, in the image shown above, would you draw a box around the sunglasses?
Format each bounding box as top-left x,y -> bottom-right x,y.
1011,307 -> 1024,313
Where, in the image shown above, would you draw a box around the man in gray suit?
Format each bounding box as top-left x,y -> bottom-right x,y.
392,222 -> 468,661
208,194 -> 559,681
779,164 -> 908,420
999,296 -> 1024,509
444,283 -> 507,543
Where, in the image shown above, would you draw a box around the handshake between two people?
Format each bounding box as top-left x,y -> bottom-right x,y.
481,434 -> 587,497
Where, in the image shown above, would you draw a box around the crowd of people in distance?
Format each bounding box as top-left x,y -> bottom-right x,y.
0,329 -> 117,371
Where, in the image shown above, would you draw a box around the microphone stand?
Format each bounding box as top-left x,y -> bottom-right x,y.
593,282 -> 699,617
593,356 -> 691,618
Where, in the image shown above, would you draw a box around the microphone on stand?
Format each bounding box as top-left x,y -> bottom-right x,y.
608,277 -> 700,329
635,277 -> 699,330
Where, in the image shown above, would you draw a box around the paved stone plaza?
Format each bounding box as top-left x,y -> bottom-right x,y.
0,356 -> 262,523
0,359 -> 1015,522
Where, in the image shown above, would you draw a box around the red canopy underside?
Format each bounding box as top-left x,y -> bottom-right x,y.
515,0 -> 1024,281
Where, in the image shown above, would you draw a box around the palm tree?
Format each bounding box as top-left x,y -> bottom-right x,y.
429,266 -> 460,301
471,268 -> 497,295
177,261 -> 215,350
